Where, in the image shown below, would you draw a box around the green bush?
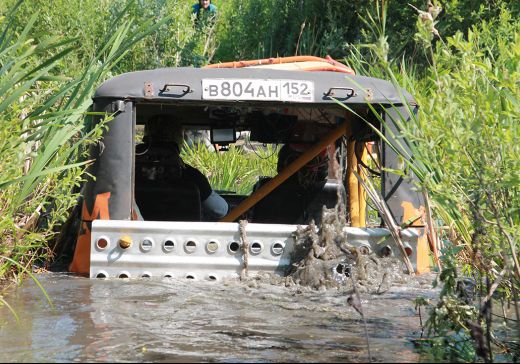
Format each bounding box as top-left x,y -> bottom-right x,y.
0,2 -> 168,286
345,4 -> 519,361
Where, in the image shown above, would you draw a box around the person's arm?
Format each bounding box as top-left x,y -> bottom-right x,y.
201,190 -> 228,220
184,164 -> 228,221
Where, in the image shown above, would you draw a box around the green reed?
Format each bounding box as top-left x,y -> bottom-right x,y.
0,2 -> 170,288
341,3 -> 519,361
181,141 -> 279,195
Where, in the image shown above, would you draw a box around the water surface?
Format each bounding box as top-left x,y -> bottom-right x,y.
0,273 -> 438,363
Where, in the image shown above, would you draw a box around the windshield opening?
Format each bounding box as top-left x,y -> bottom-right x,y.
133,102 -> 381,226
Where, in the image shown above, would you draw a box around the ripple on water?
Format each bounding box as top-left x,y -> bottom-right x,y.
0,271 -> 439,363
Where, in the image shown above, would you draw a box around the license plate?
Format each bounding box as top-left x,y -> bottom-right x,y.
202,79 -> 314,102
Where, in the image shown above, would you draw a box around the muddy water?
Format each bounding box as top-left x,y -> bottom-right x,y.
0,273 -> 439,363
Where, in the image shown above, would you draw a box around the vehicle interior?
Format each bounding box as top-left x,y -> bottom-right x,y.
133,101 -> 381,225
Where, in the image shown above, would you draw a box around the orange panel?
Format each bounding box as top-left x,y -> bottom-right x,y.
69,192 -> 111,275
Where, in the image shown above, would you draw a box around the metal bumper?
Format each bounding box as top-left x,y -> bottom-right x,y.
90,220 -> 429,280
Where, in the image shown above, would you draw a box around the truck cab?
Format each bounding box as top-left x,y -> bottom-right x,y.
64,56 -> 432,279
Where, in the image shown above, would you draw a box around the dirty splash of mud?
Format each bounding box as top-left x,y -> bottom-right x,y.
242,207 -> 411,295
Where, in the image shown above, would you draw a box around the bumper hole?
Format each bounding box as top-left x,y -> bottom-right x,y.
229,241 -> 240,253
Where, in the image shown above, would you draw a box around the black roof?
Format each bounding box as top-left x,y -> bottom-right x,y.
94,67 -> 416,106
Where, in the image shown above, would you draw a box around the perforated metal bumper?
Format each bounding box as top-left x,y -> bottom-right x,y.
90,220 -> 426,280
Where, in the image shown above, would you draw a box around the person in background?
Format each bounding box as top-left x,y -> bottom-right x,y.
136,115 -> 228,221
192,0 -> 217,23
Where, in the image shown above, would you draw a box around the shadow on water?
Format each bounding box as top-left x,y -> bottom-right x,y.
0,273 -> 439,363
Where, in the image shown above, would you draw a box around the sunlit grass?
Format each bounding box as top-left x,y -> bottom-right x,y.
181,142 -> 279,195
342,4 -> 519,361
0,3 -> 170,292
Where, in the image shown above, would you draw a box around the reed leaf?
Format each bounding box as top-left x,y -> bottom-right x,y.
0,256 -> 53,309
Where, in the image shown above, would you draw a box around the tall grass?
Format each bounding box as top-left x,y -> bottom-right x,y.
342,3 -> 519,361
181,142 -> 279,195
408,13 -> 519,360
0,3 -> 170,287
3,0 -> 516,71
